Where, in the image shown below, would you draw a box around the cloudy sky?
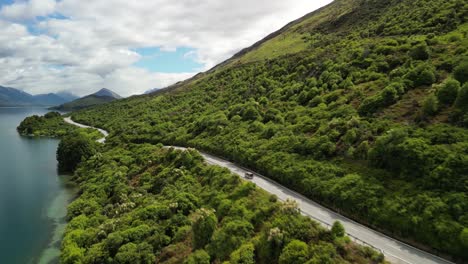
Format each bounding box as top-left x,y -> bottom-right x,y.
0,0 -> 332,97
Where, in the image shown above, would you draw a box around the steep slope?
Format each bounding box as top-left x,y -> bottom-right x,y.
93,88 -> 122,99
71,0 -> 468,261
54,88 -> 122,111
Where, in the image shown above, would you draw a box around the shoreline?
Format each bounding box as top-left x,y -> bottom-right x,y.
35,175 -> 78,264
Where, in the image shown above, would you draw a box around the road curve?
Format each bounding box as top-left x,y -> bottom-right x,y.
64,117 -> 108,143
64,117 -> 455,264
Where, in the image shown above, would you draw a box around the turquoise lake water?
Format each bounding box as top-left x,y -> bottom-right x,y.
0,108 -> 76,264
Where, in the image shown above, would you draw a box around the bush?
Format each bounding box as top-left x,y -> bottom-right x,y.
454,61 -> 468,84
358,85 -> 398,116
279,240 -> 309,264
455,83 -> 468,112
381,85 -> 399,104
410,44 -> 430,60
405,64 -> 436,87
331,221 -> 346,238
185,250 -> 210,264
437,79 -> 460,105
422,94 -> 439,116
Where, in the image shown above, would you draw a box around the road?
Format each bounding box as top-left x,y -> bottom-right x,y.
64,117 -> 455,264
64,117 -> 108,143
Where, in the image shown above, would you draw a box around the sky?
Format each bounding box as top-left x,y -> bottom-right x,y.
0,0 -> 333,97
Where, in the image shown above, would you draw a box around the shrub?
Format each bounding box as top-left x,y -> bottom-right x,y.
185,250 -> 210,264
437,79 -> 460,105
331,221 -> 346,238
279,240 -> 309,264
455,83 -> 468,112
358,85 -> 398,116
422,94 -> 439,116
409,44 -> 430,60
454,61 -> 468,84
405,64 -> 436,87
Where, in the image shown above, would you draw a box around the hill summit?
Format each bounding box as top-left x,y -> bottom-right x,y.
93,88 -> 122,99
53,88 -> 122,111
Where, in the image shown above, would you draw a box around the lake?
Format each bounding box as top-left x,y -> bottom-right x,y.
0,108 -> 76,264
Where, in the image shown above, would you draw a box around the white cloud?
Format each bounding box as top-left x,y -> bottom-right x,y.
0,0 -> 56,20
0,0 -> 333,96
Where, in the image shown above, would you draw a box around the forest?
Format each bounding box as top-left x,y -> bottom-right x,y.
55,142 -> 386,263
18,0 -> 468,262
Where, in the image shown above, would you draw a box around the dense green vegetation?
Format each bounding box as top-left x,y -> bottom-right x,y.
59,144 -> 385,263
57,133 -> 98,173
17,112 -> 102,140
64,0 -> 468,261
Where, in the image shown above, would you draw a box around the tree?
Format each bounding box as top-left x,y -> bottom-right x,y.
230,243 -> 255,264
57,133 -> 96,172
437,79 -> 460,105
61,242 -> 85,264
331,221 -> 346,238
454,61 -> 468,84
308,241 -> 337,264
114,243 -> 155,264
209,220 -> 253,260
279,240 -> 309,264
192,208 -> 217,249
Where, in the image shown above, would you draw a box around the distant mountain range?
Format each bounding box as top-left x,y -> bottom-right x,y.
0,86 -> 78,107
52,88 -> 122,111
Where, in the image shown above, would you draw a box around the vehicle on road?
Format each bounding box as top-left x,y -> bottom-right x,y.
244,172 -> 254,179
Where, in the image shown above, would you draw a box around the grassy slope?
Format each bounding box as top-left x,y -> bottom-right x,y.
71,0 -> 468,261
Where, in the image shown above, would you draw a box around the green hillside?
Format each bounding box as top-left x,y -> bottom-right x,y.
69,0 -> 468,260
53,95 -> 117,111
22,0 -> 468,262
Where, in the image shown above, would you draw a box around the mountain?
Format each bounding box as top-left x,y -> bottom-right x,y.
0,86 -> 77,106
53,88 -> 122,111
55,91 -> 79,102
33,93 -> 71,106
0,86 -> 35,106
92,88 -> 122,99
69,0 -> 468,261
